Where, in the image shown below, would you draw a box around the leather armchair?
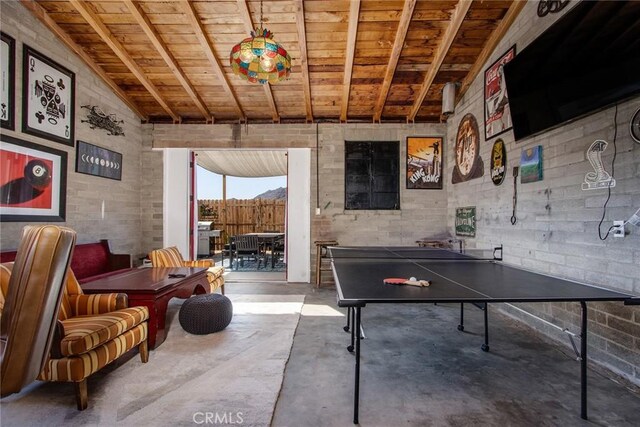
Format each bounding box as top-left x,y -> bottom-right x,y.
1,225 -> 76,398
1,227 -> 150,410
149,246 -> 225,294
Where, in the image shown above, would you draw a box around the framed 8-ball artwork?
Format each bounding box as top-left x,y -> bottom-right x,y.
0,134 -> 67,222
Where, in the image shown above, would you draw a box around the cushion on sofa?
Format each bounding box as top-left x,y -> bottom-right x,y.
59,306 -> 148,356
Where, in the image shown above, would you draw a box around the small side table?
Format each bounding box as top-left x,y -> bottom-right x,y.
315,240 -> 338,288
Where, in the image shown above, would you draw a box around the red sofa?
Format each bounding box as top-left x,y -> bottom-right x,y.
0,239 -> 133,284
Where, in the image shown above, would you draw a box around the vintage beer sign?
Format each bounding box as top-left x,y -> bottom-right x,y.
455,206 -> 476,237
490,138 -> 506,185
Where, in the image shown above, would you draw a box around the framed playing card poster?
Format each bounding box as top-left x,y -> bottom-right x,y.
22,45 -> 75,146
1,32 -> 15,130
0,134 -> 67,222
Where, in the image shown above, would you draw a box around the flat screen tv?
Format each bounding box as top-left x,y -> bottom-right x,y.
503,0 -> 640,141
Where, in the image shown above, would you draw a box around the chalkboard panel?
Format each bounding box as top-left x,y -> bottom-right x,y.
345,141 -> 399,210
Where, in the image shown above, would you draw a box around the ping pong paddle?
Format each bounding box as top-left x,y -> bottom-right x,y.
383,278 -> 431,287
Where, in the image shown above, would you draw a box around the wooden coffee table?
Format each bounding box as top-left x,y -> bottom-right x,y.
81,267 -> 209,349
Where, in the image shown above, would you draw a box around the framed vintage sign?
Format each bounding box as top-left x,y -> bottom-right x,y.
22,45 -> 75,146
484,45 -> 516,140
1,32 -> 15,130
76,140 -> 122,181
452,113 -> 484,184
406,136 -> 443,189
0,134 -> 67,222
455,206 -> 476,237
490,138 -> 507,186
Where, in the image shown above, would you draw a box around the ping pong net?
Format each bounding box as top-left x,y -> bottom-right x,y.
327,245 -> 503,262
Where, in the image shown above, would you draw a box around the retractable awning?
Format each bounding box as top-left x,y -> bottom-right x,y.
195,150 -> 287,177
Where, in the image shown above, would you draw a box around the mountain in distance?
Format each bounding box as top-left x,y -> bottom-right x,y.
254,187 -> 286,200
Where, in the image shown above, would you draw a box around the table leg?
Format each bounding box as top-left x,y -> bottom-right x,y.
348,308 -> 355,352
353,306 -> 361,424
481,303 -> 490,352
458,303 -> 465,331
344,307 -> 351,332
580,301 -> 588,420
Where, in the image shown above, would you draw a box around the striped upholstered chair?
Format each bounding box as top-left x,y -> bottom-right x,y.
0,264 -> 149,410
149,246 -> 225,294
42,268 -> 149,409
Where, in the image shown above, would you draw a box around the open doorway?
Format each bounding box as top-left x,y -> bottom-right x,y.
195,150 -> 287,281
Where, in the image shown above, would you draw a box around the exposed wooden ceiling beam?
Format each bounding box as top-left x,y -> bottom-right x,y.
340,0 -> 361,123
407,0 -> 473,122
124,0 -> 212,123
68,0 -> 179,122
295,0 -> 313,122
179,0 -> 245,121
373,0 -> 417,122
456,0 -> 526,102
19,0 -> 147,121
236,0 -> 279,122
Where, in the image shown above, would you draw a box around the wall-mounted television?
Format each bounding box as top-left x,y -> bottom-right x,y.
503,0 -> 640,141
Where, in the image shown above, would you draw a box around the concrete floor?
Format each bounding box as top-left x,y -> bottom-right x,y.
246,282 -> 640,427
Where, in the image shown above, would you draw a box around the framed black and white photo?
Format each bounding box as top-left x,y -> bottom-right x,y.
1,32 -> 15,130
0,134 -> 67,222
76,140 -> 122,181
22,45 -> 75,146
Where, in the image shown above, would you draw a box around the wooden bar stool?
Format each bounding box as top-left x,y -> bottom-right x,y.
315,240 -> 338,288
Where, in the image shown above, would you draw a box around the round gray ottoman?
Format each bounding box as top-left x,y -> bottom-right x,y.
179,293 -> 233,335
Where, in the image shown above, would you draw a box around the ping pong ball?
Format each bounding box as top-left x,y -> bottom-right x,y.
409,277 -> 417,281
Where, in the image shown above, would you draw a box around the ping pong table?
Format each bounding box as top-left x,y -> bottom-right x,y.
329,246 -> 639,424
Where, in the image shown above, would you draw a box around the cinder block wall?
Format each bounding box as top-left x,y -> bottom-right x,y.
446,1 -> 640,384
0,2 -> 144,260
151,122 -> 448,269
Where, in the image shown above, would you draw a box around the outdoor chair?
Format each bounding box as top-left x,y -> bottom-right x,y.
149,246 -> 224,294
233,235 -> 263,270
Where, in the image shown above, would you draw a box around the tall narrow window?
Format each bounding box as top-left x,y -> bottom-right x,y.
345,141 -> 399,210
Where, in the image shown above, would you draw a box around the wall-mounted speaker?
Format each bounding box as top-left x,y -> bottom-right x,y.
442,82 -> 456,116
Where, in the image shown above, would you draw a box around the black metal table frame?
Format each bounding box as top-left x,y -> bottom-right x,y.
336,282 -> 638,424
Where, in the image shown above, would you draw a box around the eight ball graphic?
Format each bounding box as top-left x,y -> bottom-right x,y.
24,159 -> 52,191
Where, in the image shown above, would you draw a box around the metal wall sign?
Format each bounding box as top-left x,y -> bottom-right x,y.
582,140 -> 615,190
455,206 -> 476,237
490,138 -> 506,185
81,105 -> 125,136
452,113 -> 484,184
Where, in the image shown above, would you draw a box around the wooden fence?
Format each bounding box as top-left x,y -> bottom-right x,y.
199,198 -> 286,250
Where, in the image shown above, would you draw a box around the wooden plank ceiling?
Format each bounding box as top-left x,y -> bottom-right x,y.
22,0 -> 523,124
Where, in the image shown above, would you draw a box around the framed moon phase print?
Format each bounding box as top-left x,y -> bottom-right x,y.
0,134 -> 67,222
22,45 -> 75,146
1,32 -> 15,130
452,113 -> 484,184
76,140 -> 122,181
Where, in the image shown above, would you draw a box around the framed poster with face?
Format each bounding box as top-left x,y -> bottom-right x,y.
406,137 -> 443,189
484,45 -> 516,140
0,134 -> 67,222
1,32 -> 15,130
22,45 -> 75,146
452,113 -> 484,184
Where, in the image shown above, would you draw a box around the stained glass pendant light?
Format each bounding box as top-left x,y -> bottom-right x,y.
230,0 -> 291,84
